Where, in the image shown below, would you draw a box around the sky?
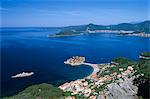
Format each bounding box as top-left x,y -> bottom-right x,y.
1,0 -> 150,27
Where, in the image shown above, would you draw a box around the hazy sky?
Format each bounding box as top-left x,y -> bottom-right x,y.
1,0 -> 150,27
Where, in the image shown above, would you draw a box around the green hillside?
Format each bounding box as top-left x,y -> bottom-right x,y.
4,83 -> 64,99
61,20 -> 150,33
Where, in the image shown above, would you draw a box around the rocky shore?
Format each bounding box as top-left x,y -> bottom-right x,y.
64,56 -> 85,66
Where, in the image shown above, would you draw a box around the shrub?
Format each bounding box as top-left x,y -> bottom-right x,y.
112,57 -> 135,65
137,60 -> 150,79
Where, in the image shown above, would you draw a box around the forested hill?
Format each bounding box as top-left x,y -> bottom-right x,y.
61,20 -> 150,33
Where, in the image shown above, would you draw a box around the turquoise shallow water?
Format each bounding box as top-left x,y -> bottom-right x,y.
1,28 -> 149,97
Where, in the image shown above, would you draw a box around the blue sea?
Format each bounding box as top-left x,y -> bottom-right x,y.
1,27 -> 149,97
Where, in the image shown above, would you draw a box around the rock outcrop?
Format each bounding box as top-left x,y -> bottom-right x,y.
98,77 -> 138,99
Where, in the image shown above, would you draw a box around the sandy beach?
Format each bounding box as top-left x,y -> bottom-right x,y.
82,62 -> 100,77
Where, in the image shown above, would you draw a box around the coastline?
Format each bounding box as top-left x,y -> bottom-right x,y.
60,57 -> 138,98
82,62 -> 100,78
4,54 -> 150,98
63,61 -> 110,81
50,31 -> 150,38
59,55 -> 149,98
90,32 -> 150,37
48,33 -> 83,37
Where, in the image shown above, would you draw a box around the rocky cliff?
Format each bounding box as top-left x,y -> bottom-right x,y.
98,77 -> 139,99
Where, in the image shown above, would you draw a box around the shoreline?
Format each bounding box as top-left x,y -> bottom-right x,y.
63,56 -> 100,78
82,62 -> 100,78
89,32 -> 150,37
63,61 -> 101,81
59,56 -> 142,98
4,54 -> 150,98
48,33 -> 83,37
50,31 -> 150,38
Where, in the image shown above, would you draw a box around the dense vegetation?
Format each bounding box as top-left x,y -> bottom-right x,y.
134,53 -> 150,98
4,83 -> 64,99
136,59 -> 150,79
55,30 -> 81,36
112,57 -> 136,65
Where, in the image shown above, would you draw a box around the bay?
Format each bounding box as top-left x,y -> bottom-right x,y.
1,27 -> 149,97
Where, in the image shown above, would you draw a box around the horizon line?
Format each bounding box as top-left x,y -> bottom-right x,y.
1,20 -> 149,28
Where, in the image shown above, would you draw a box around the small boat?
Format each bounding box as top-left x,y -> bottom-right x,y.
11,72 -> 34,78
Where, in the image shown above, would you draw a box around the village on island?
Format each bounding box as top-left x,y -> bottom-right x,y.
59,55 -> 142,99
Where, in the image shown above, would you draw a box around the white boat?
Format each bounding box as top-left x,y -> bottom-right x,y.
11,72 -> 34,78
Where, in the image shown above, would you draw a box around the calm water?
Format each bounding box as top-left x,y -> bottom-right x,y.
1,28 -> 149,97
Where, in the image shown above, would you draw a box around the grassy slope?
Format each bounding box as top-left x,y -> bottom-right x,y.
4,83 -> 64,99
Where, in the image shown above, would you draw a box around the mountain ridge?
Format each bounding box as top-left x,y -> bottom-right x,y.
61,20 -> 150,33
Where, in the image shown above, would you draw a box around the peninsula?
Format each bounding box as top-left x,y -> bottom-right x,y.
49,21 -> 150,37
48,30 -> 82,37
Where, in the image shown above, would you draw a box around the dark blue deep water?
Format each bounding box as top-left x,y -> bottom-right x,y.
1,28 -> 149,97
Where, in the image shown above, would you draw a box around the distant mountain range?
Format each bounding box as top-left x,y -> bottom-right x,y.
61,20 -> 150,33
